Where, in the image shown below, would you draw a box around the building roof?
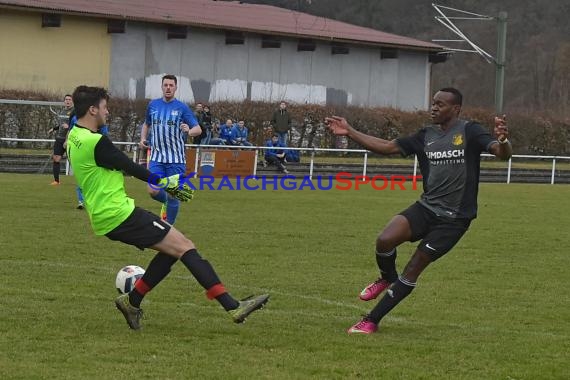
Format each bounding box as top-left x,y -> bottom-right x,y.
0,0 -> 443,51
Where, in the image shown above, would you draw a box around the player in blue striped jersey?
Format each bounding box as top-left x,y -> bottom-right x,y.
139,74 -> 201,225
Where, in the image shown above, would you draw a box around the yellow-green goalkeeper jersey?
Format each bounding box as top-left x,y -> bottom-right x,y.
67,126 -> 135,235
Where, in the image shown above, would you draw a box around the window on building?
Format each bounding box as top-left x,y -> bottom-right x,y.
297,38 -> 316,52
331,43 -> 349,55
226,31 -> 245,45
167,25 -> 187,39
107,20 -> 126,34
261,35 -> 281,49
42,14 -> 61,28
380,48 -> 398,59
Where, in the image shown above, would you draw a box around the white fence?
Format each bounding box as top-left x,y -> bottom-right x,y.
2,137 -> 570,184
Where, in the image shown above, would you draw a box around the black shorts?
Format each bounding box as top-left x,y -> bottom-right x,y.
399,202 -> 471,261
105,207 -> 171,250
53,138 -> 65,156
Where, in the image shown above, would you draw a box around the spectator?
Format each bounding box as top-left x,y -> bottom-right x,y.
264,134 -> 289,174
207,117 -> 226,146
193,102 -> 205,145
271,101 -> 292,147
220,119 -> 236,145
202,105 -> 212,130
231,119 -> 253,146
199,105 -> 212,145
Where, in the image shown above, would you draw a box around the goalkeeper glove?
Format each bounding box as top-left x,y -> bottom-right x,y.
157,174 -> 196,202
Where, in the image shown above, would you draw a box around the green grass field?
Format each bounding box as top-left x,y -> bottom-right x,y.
1,174 -> 569,380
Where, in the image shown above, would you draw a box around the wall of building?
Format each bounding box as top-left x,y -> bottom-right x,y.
109,22 -> 431,110
0,9 -> 111,94
0,10 -> 430,110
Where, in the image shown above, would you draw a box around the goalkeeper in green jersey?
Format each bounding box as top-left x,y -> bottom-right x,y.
67,85 -> 269,330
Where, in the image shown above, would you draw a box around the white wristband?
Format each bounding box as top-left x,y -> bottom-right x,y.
498,138 -> 509,145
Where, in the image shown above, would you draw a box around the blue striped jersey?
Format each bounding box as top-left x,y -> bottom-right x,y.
145,98 -> 198,163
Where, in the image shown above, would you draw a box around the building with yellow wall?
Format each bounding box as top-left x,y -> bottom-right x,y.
0,9 -> 110,95
0,0 -> 444,109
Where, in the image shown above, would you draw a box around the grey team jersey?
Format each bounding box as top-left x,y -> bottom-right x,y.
396,119 -> 498,220
55,107 -> 73,139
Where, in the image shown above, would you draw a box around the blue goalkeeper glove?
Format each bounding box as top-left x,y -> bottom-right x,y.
157,174 -> 196,202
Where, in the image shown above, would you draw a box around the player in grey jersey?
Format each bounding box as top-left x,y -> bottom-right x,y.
48,94 -> 74,185
325,87 -> 512,334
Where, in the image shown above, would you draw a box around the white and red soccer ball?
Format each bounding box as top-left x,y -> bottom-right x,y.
115,265 -> 145,294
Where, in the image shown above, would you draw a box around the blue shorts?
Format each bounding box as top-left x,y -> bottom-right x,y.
148,161 -> 187,178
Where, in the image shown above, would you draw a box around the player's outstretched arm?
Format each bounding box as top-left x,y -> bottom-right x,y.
325,116 -> 400,156
94,136 -> 154,180
93,136 -> 195,202
489,115 -> 512,160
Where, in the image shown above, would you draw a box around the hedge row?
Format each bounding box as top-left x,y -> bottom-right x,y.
1,89 -> 569,155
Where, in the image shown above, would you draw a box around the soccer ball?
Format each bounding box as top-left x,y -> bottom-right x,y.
115,265 -> 145,294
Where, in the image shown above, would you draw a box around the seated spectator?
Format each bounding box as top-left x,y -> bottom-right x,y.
285,148 -> 300,163
231,119 -> 253,147
208,118 -> 226,146
264,134 -> 289,174
220,119 -> 236,145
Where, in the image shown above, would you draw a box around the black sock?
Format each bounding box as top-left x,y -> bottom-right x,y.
128,288 -> 145,309
376,248 -> 398,283
180,249 -> 238,311
216,293 -> 239,311
367,277 -> 416,324
128,252 -> 178,308
53,162 -> 60,182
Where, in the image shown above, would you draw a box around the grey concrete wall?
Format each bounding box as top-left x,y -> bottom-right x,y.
108,24 -> 146,99
109,22 -> 431,110
397,51 -> 430,111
